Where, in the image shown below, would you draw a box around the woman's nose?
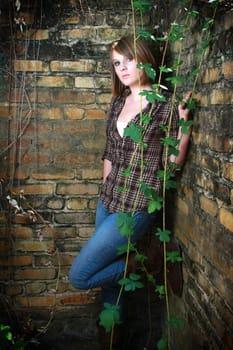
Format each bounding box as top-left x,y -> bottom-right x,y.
120,63 -> 127,71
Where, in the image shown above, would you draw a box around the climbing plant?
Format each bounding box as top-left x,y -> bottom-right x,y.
98,0 -> 220,349
0,0 -> 222,349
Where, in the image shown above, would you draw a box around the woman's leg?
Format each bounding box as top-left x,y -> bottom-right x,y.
69,200 -> 159,317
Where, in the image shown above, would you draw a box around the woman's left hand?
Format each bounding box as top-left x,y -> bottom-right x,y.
178,91 -> 192,121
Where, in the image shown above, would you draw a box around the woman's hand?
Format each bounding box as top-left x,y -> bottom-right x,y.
170,91 -> 193,168
178,91 -> 192,122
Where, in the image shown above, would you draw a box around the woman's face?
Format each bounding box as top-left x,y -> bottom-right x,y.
111,50 -> 143,88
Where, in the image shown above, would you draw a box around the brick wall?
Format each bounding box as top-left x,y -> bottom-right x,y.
0,0 -> 232,349
168,2 -> 233,349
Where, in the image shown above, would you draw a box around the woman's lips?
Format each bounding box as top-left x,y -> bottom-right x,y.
122,74 -> 130,79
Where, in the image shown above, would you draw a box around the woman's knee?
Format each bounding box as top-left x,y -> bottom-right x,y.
69,266 -> 89,290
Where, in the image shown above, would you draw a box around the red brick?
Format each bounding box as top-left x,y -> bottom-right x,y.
15,296 -> 56,307
15,268 -> 56,280
0,255 -> 32,266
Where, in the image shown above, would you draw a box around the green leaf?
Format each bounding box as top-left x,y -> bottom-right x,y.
141,113 -> 152,125
202,19 -> 214,32
148,199 -> 162,213
119,164 -> 131,177
169,22 -> 186,42
133,0 -> 153,12
155,35 -> 168,42
140,182 -> 163,200
155,284 -> 165,295
156,227 -> 171,242
168,146 -> 180,157
117,242 -> 136,255
160,136 -> 179,148
165,76 -> 185,85
157,336 -> 168,350
134,252 -> 147,264
187,9 -> 199,17
159,65 -> 173,73
172,60 -> 183,69
116,212 -> 135,237
152,83 -> 168,91
99,303 -> 121,332
140,90 -> 166,103
160,125 -> 169,132
136,28 -> 156,41
178,118 -> 194,134
147,273 -> 155,283
166,250 -> 183,262
157,169 -> 177,189
119,273 -> 144,291
167,315 -> 185,329
137,62 -> 156,80
189,68 -> 200,77
117,184 -> 130,193
124,123 -> 144,143
187,97 -> 196,110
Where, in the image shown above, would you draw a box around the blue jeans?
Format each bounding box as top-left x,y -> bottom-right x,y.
69,198 -> 159,320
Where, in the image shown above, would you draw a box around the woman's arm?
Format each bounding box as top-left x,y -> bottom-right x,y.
170,92 -> 193,168
103,158 -> 112,183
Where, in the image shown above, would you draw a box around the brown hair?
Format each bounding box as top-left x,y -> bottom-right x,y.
110,36 -> 157,96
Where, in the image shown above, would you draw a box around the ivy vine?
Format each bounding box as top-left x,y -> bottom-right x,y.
98,0 -> 219,349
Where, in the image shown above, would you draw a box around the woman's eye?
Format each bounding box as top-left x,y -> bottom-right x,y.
113,61 -> 120,67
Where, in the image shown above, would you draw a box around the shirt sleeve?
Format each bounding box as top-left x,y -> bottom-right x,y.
102,97 -> 116,162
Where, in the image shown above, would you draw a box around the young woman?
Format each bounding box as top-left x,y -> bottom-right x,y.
69,36 -> 191,349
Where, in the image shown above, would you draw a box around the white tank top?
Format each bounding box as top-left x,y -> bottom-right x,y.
117,121 -> 128,137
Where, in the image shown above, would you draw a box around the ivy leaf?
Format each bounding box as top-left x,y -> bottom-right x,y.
160,136 -> 179,148
124,123 -> 144,143
165,76 -> 185,85
99,303 -> 121,333
155,284 -> 165,295
189,68 -> 200,77
136,28 -> 156,41
187,97 -> 196,110
156,227 -> 171,242
202,19 -> 214,32
166,315 -> 185,329
119,273 -> 144,291
155,35 -> 168,42
116,212 -> 135,237
117,184 -> 130,193
119,164 -> 131,177
169,22 -> 186,42
159,65 -> 173,73
147,273 -> 155,283
157,336 -> 168,350
141,113 -> 152,125
148,199 -> 162,213
133,0 -> 153,12
140,90 -> 166,103
166,250 -> 183,262
168,146 -> 179,157
117,242 -> 136,255
172,60 -> 183,69
187,9 -> 199,17
134,252 -> 147,264
152,83 -> 168,91
160,125 -> 168,132
178,118 -> 194,134
137,62 -> 156,80
157,169 -> 177,189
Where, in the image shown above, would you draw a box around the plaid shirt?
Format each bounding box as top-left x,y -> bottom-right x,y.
101,89 -> 179,213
